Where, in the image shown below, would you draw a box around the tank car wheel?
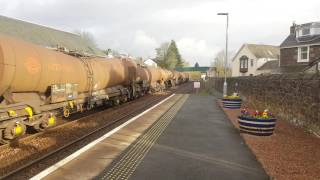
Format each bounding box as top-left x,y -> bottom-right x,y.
63,107 -> 70,118
113,98 -> 120,106
120,96 -> 128,104
34,114 -> 57,132
1,122 -> 26,143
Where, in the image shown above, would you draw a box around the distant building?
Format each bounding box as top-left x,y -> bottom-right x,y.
280,22 -> 320,73
175,66 -> 210,73
231,44 -> 280,77
0,15 -> 104,56
144,58 -> 158,67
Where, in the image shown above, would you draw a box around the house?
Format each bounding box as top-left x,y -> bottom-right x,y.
280,22 -> 320,73
144,58 -> 158,67
175,66 -> 210,73
231,44 -> 280,77
0,15 -> 104,56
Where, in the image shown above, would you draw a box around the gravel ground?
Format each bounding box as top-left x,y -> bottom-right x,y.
219,101 -> 320,180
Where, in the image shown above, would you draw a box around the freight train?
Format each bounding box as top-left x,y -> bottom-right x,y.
0,35 -> 189,143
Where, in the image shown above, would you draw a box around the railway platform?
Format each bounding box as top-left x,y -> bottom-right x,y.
33,94 -> 268,180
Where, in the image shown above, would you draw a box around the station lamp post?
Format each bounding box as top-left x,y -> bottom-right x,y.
217,12 -> 229,97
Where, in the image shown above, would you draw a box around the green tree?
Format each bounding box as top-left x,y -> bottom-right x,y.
154,40 -> 185,69
168,40 -> 183,68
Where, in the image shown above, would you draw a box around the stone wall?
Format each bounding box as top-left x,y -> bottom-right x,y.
209,74 -> 320,133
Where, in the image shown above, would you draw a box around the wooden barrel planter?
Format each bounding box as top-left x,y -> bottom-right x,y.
222,98 -> 242,109
238,116 -> 277,136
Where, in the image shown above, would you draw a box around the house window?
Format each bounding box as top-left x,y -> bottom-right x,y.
240,58 -> 248,68
239,56 -> 249,73
302,28 -> 310,36
250,59 -> 254,67
298,46 -> 309,62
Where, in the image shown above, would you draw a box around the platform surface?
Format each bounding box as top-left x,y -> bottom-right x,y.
41,94 -> 184,180
102,95 -> 268,180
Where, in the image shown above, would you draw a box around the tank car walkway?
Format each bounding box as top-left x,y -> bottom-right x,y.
97,95 -> 268,180
36,94 -> 268,180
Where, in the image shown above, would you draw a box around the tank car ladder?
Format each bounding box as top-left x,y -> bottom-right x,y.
80,58 -> 94,109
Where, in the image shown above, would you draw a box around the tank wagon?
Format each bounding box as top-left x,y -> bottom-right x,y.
0,35 -> 188,143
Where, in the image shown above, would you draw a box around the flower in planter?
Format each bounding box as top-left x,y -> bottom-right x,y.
240,108 -> 251,116
240,108 -> 275,119
262,109 -> 269,118
238,108 -> 277,136
224,92 -> 241,99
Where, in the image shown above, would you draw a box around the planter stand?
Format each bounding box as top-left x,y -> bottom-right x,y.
222,98 -> 242,109
238,116 -> 277,136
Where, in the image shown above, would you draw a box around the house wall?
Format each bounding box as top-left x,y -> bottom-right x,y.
280,45 -> 320,66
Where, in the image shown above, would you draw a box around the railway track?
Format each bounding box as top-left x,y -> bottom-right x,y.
0,83 -> 192,179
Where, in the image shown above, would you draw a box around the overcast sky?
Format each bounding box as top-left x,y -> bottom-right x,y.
1,0 -> 319,66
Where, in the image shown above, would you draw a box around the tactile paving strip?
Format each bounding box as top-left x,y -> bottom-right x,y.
99,94 -> 189,180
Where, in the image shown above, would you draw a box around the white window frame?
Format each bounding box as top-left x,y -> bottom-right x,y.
297,46 -> 309,62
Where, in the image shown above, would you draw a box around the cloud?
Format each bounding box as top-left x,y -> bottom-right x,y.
177,38 -> 220,66
132,30 -> 158,57
0,0 -> 319,66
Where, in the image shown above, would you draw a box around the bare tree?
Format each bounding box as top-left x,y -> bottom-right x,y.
212,50 -> 232,77
74,30 -> 98,49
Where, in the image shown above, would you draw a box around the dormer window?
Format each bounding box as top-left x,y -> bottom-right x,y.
302,28 -> 310,36
298,46 -> 309,62
296,22 -> 320,37
296,27 -> 311,37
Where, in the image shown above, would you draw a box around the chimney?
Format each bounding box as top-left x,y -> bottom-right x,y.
290,22 -> 296,35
